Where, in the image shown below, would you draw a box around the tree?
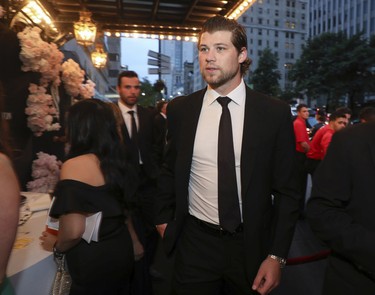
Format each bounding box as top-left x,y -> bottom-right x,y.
138,77 -> 160,107
289,32 -> 375,111
250,47 -> 281,96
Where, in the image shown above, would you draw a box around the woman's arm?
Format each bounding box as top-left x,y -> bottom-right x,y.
41,154 -> 103,253
0,154 -> 20,283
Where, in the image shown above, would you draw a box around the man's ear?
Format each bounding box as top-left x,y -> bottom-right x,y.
238,47 -> 247,63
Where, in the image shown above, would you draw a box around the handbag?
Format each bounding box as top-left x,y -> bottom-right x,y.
50,255 -> 72,295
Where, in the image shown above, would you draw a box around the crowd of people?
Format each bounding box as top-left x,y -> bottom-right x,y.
1,15 -> 375,295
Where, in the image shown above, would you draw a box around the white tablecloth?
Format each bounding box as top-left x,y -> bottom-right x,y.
7,192 -> 56,295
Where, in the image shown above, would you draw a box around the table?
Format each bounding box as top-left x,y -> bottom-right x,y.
7,193 -> 56,295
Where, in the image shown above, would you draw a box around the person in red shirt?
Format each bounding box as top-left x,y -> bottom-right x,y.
294,104 -> 310,153
306,110 -> 348,176
292,104 -> 310,218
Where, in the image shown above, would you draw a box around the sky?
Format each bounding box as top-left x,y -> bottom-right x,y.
120,38 -> 159,83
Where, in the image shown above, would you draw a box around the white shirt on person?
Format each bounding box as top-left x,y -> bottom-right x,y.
188,80 -> 246,225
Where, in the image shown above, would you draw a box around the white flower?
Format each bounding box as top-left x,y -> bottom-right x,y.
61,59 -> 85,97
27,152 -> 62,193
17,27 -> 63,87
25,84 -> 60,136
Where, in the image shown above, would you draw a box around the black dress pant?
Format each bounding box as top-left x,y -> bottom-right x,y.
173,215 -> 256,295
292,151 -> 308,215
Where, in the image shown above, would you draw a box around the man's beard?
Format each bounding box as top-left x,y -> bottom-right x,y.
201,68 -> 238,89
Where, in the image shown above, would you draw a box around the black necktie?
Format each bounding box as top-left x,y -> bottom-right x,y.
128,110 -> 139,163
217,96 -> 241,232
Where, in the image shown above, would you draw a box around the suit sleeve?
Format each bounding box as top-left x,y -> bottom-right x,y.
307,131 -> 375,274
269,104 -> 300,258
154,101 -> 178,225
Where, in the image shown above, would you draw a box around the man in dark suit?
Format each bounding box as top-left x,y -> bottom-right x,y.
155,16 -> 299,295
117,70 -> 159,295
307,121 -> 375,295
153,100 -> 168,167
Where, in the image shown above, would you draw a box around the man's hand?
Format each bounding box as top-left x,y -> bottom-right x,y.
251,256 -> 281,295
155,223 -> 167,238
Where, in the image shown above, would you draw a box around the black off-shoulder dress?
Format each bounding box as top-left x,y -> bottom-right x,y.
50,179 -> 134,295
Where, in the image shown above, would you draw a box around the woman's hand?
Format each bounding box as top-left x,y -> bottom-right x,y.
133,239 -> 145,261
39,231 -> 57,252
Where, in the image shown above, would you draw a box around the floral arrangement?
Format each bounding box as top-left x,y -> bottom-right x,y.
17,27 -> 63,87
79,78 -> 96,99
61,59 -> 95,98
27,152 -> 62,193
25,84 -> 60,136
17,27 -> 97,136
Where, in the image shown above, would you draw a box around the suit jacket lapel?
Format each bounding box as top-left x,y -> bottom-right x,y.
241,87 -> 265,198
179,89 -> 206,178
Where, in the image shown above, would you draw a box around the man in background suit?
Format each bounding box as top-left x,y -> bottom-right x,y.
307,121 -> 375,295
153,100 -> 168,167
117,70 -> 158,295
155,16 -> 299,295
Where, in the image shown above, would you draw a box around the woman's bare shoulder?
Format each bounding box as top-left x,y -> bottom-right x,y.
60,154 -> 105,185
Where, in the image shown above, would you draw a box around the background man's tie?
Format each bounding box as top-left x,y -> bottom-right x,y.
128,110 -> 140,164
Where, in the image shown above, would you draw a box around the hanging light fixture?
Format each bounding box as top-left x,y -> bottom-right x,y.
91,43 -> 107,68
74,10 -> 96,46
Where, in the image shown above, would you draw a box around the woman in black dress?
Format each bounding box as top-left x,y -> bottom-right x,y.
40,99 -> 137,294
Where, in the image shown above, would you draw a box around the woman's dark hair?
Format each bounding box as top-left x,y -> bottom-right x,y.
66,99 -> 137,207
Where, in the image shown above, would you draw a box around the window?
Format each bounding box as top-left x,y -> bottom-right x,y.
259,18 -> 263,25
274,41 -> 279,47
258,29 -> 262,35
275,10 -> 279,17
108,53 -> 119,62
242,16 -> 247,23
275,31 -> 278,37
109,70 -> 119,77
275,20 -> 279,26
258,40 -> 262,46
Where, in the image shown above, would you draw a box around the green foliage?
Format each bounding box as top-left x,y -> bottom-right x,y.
137,77 -> 161,107
289,32 -> 375,110
250,47 -> 281,96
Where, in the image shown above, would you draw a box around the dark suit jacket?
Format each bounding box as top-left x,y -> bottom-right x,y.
153,113 -> 167,167
120,104 -> 159,180
307,121 -> 375,294
155,85 -> 299,282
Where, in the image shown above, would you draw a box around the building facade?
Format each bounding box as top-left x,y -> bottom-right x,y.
309,0 -> 375,39
239,0 -> 309,91
160,40 -> 195,98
